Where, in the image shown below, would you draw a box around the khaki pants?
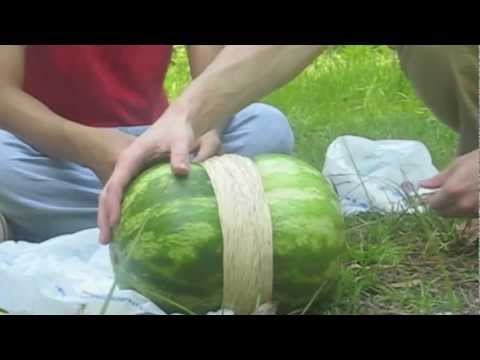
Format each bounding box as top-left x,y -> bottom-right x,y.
393,45 -> 479,155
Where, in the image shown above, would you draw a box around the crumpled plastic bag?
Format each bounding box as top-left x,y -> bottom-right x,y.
0,229 -> 167,315
0,229 -> 234,315
322,136 -> 439,215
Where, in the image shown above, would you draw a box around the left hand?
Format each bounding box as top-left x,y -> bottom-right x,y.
421,150 -> 479,218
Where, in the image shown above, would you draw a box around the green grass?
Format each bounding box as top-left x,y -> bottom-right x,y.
166,45 -> 478,315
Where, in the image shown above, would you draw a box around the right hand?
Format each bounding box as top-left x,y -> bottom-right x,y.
98,116 -> 197,245
421,150 -> 479,218
86,128 -> 136,185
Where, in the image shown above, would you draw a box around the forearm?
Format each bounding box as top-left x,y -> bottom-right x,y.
0,86 -> 99,168
170,45 -> 329,136
187,45 -> 225,79
186,45 -> 227,134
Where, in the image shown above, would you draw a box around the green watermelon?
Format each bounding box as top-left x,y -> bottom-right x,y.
111,154 -> 345,314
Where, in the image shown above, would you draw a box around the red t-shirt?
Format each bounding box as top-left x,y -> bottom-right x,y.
23,45 -> 173,127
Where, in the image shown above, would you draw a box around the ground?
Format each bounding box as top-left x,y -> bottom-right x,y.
165,45 -> 478,315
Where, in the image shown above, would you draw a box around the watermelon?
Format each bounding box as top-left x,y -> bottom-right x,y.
111,154 -> 345,314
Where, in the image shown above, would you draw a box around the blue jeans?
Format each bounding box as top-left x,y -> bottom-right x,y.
0,103 -> 294,242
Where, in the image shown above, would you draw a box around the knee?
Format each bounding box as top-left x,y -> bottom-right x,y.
229,103 -> 295,157
254,104 -> 295,154
242,103 -> 295,156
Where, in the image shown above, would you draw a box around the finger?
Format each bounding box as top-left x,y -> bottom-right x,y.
98,179 -> 129,244
423,188 -> 457,217
420,167 -> 454,189
99,150 -> 147,244
170,140 -> 191,176
192,139 -> 221,163
111,145 -> 150,193
98,188 -> 111,245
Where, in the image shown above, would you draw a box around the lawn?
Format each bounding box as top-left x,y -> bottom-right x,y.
165,45 -> 478,315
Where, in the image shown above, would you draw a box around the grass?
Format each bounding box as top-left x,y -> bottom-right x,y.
165,45 -> 478,315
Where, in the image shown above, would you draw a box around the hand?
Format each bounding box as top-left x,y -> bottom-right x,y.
421,150 -> 479,218
87,129 -> 136,185
98,116 -> 197,245
192,129 -> 224,163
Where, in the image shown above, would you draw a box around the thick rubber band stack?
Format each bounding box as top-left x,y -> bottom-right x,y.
201,154 -> 274,314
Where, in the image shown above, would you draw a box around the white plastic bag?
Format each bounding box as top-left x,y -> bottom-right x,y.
0,229 -> 234,315
0,229 -> 167,315
322,136 -> 439,215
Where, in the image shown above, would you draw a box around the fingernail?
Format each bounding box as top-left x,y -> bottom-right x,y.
178,163 -> 189,174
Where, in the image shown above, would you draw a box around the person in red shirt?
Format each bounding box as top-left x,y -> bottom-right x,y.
0,45 -> 294,242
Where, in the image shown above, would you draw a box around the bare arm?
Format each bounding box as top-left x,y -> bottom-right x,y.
186,45 -> 226,134
0,46 -> 134,182
186,45 -> 225,79
174,45 -> 330,136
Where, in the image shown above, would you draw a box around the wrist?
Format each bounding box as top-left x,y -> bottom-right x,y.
168,96 -> 199,129
167,77 -> 220,137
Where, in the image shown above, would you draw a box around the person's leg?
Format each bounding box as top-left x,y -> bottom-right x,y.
0,130 -> 102,242
394,45 -> 479,155
222,103 -> 295,157
0,126 -> 149,243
